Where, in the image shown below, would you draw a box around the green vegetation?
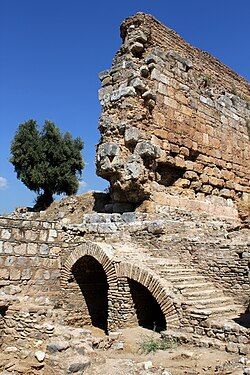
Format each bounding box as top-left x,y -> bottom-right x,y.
202,75 -> 211,88
138,334 -> 178,354
10,119 -> 84,210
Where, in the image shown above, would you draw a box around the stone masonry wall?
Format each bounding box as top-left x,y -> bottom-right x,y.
0,217 -> 138,343
0,217 -> 65,354
0,213 -> 249,355
64,211 -> 250,307
96,13 -> 250,216
0,217 -> 63,299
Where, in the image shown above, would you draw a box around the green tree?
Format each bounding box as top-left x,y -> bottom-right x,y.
10,119 -> 84,210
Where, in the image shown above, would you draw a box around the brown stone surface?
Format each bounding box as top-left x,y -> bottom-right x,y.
96,13 -> 250,218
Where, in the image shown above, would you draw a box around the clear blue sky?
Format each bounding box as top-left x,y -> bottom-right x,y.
0,0 -> 249,213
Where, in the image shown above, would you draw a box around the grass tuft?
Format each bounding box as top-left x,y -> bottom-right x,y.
138,334 -> 178,354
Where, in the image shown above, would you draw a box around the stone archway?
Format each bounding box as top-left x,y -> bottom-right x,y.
71,255 -> 109,332
128,279 -> 166,332
61,242 -> 117,332
61,243 -> 179,332
116,262 -> 180,330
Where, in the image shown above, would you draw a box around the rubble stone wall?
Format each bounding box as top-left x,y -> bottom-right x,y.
96,13 -> 250,217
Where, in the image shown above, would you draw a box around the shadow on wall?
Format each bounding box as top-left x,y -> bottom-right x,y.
92,191 -> 137,213
72,255 -> 109,333
128,279 -> 166,332
234,304 -> 250,328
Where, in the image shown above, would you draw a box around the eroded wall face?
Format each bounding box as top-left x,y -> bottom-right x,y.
96,13 -> 250,212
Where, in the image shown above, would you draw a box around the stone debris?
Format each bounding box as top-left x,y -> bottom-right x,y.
35,350 -> 46,362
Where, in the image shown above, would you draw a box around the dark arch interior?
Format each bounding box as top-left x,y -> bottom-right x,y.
128,278 -> 166,332
234,307 -> 250,328
72,255 -> 108,333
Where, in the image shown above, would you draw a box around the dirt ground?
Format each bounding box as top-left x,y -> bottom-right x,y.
85,327 -> 249,375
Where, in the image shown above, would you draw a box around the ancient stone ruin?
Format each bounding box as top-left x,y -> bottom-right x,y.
96,13 -> 249,218
0,12 -> 249,375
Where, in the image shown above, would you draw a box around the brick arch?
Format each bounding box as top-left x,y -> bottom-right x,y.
116,262 -> 180,329
60,242 -> 119,331
61,242 -> 116,288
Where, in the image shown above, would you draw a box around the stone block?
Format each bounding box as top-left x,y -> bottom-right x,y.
27,243 -> 38,255
1,229 -> 11,240
110,86 -> 136,101
14,244 -> 26,255
39,244 -> 49,255
226,342 -> 239,353
0,268 -> 9,279
9,269 -> 21,281
164,96 -> 178,109
3,243 -> 13,254
124,126 -> 139,145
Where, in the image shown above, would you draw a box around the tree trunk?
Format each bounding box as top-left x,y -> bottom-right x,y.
34,190 -> 53,211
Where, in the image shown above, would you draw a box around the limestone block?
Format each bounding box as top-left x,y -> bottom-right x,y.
164,96 -> 178,109
200,95 -> 214,107
67,357 -> 90,373
48,229 -> 57,240
130,77 -> 147,92
124,126 -> 139,145
220,188 -> 233,198
184,171 -> 199,181
167,50 -> 193,70
39,244 -> 49,255
0,268 -> 9,279
97,142 -> 120,159
3,243 -> 13,254
9,269 -> 21,280
110,86 -> 136,102
135,141 -> 160,159
98,86 -> 112,103
1,229 -> 11,240
130,30 -> 148,44
47,341 -> 69,353
35,351 -> 45,362
27,243 -> 38,255
4,256 -> 15,267
98,70 -> 110,81
151,69 -> 169,84
25,230 -> 37,241
14,243 -> 26,255
21,268 -> 32,280
39,230 -> 48,242
174,179 -> 190,188
209,176 -> 224,187
124,155 -> 144,180
158,82 -> 168,95
226,342 -> 239,353
142,90 -> 156,100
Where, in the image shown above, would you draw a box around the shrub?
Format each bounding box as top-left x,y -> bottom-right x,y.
138,334 -> 178,354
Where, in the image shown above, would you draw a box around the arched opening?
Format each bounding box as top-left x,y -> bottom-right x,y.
234,304 -> 250,328
72,255 -> 108,333
128,279 -> 166,332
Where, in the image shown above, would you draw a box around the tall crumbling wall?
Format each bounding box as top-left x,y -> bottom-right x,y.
96,13 -> 250,217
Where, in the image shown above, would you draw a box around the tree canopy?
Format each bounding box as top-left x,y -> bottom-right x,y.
10,119 -> 84,210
